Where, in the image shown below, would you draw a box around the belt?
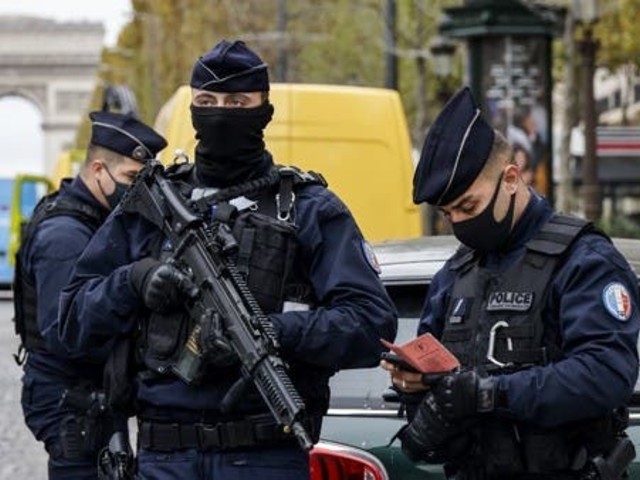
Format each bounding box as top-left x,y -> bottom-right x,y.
138,419 -> 295,452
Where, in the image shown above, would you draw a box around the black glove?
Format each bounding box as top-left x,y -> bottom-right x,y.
430,370 -> 496,420
131,258 -> 196,312
399,392 -> 457,461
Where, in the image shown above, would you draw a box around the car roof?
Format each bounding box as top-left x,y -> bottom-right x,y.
612,238 -> 640,275
373,236 -> 640,283
373,236 -> 459,284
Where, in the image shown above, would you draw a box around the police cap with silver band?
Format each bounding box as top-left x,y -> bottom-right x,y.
413,87 -> 495,206
89,111 -> 167,162
190,39 -> 269,93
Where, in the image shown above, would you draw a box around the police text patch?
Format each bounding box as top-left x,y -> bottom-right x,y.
602,282 -> 632,321
486,291 -> 533,312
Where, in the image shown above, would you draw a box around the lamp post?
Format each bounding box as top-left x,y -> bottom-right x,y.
429,36 -> 456,235
573,0 -> 601,222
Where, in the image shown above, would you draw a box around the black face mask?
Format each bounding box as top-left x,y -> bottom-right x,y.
451,173 -> 516,253
97,165 -> 129,210
191,102 -> 274,187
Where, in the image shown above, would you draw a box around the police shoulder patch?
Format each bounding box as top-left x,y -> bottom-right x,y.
602,282 -> 632,321
361,240 -> 381,275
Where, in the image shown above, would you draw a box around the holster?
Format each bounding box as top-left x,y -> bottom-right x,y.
580,436 -> 636,480
58,386 -> 114,459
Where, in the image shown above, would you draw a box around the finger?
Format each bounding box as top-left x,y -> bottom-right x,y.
175,272 -> 199,298
380,360 -> 397,372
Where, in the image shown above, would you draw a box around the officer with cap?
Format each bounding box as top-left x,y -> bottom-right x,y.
15,111 -> 166,479
58,40 -> 397,479
382,87 -> 640,479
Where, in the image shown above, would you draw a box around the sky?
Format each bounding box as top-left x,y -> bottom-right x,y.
0,0 -> 133,177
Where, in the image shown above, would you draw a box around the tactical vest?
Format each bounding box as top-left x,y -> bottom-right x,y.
13,182 -> 104,357
441,214 -> 625,476
138,164 -> 327,386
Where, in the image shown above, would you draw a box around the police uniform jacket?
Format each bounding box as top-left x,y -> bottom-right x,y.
420,192 -> 640,427
23,176 -> 109,383
58,161 -> 398,415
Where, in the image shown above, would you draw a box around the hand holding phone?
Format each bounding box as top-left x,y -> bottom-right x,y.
380,351 -> 420,373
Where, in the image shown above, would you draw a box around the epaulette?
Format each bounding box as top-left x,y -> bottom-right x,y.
526,213 -> 607,256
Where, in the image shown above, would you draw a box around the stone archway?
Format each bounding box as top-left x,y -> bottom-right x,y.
0,16 -> 104,175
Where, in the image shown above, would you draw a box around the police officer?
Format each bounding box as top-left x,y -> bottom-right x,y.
58,40 -> 398,480
15,111 -> 166,479
383,87 -> 640,479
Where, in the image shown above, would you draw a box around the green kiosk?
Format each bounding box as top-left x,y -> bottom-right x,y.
440,0 -> 565,203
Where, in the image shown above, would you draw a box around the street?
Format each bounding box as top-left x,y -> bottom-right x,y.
0,295 -> 47,478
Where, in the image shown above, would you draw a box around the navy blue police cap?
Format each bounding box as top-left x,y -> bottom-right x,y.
413,87 -> 495,206
190,39 -> 269,93
89,111 -> 167,162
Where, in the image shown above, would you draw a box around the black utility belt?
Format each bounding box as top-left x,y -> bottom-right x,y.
138,418 -> 296,452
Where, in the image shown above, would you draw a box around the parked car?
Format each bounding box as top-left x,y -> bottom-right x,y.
310,235 -> 640,479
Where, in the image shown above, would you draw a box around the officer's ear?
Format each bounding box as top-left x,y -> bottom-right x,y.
502,164 -> 520,195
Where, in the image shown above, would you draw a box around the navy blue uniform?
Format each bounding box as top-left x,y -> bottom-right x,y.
58,169 -> 397,478
20,177 -> 112,480
419,193 -> 640,428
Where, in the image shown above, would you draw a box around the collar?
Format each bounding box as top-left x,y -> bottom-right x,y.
66,176 -> 110,219
194,151 -> 274,187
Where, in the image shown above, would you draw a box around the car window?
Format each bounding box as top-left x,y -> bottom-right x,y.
328,281 -> 428,410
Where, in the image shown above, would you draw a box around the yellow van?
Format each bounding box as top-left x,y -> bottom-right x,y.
154,83 -> 421,242
51,149 -> 85,189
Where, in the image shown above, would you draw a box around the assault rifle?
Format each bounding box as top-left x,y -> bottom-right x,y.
122,161 -> 312,451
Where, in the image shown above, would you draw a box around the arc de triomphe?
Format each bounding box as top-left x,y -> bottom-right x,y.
0,16 -> 104,175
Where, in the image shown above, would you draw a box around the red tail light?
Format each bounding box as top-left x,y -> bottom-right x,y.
310,442 -> 389,480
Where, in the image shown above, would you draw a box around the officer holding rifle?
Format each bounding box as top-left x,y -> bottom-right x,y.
58,39 -> 397,480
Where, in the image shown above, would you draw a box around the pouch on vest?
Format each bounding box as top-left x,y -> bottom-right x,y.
141,310 -> 193,375
231,211 -> 298,314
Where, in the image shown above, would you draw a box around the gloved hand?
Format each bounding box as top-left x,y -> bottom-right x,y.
429,369 -> 496,420
131,258 -> 196,312
399,392 -> 462,462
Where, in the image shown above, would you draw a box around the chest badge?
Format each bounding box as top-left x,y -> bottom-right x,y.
486,291 -> 533,312
602,282 -> 632,321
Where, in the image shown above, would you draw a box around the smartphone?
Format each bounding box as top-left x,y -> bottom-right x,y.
380,351 -> 420,373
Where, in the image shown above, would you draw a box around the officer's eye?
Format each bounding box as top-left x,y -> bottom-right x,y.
459,203 -> 476,215
226,96 -> 247,107
194,95 -> 217,107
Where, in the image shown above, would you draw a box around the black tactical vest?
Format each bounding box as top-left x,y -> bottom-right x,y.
138,164 -> 326,383
441,214 -> 595,371
13,181 -> 104,356
441,214 -> 626,476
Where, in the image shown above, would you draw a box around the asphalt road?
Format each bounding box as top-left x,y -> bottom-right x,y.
0,294 -> 48,478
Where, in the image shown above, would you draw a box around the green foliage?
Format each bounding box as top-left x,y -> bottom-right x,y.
598,215 -> 640,239
85,0 -> 463,150
596,0 -> 640,72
